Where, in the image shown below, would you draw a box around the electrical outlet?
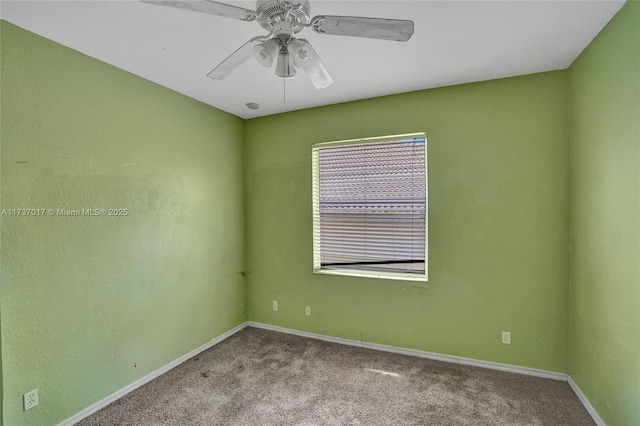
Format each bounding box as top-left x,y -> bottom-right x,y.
305,306 -> 311,316
502,331 -> 511,345
23,389 -> 38,411
272,300 -> 278,311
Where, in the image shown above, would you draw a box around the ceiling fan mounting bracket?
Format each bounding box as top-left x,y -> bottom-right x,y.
310,17 -> 324,33
255,0 -> 311,34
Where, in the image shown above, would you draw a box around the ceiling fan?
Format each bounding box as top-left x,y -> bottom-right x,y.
140,0 -> 415,89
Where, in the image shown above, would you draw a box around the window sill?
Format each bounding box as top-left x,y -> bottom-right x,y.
313,268 -> 428,282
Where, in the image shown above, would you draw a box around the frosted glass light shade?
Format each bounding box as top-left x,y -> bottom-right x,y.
275,48 -> 296,79
288,39 -> 314,68
253,39 -> 280,68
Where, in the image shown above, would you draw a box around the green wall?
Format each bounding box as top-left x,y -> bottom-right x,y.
0,21 -> 246,425
244,71 -> 571,373
568,2 -> 640,425
2,3 -> 639,424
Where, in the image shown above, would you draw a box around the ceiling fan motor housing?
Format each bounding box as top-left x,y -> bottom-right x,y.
256,0 -> 311,33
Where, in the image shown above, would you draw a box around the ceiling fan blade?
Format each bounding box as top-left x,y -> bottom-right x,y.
297,40 -> 334,89
207,37 -> 264,80
140,0 -> 257,21
310,15 -> 414,42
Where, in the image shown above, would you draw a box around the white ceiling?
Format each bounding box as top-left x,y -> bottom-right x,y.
1,0 -> 625,119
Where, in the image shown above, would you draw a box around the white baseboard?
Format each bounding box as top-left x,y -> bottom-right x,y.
246,322 -> 567,381
568,376 -> 606,426
59,320 -> 605,426
58,322 -> 249,426
247,322 -> 606,425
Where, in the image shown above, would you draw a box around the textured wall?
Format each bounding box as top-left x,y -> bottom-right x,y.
244,71 -> 570,372
0,21 -> 246,425
3,3 -> 637,424
568,2 -> 640,425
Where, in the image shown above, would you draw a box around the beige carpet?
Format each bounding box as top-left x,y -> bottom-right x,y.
77,327 -> 594,425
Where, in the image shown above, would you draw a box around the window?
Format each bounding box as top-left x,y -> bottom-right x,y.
312,133 -> 427,281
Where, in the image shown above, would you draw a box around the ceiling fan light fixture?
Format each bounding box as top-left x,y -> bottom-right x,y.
253,39 -> 280,68
288,39 -> 314,68
275,47 -> 296,79
142,0 -> 415,89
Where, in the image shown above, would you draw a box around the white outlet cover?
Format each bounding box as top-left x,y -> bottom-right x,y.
272,300 -> 278,311
502,331 -> 511,344
23,389 -> 38,411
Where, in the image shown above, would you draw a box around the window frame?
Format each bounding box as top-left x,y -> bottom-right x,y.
312,132 -> 428,282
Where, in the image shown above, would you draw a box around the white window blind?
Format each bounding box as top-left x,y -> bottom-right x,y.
312,134 -> 427,281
